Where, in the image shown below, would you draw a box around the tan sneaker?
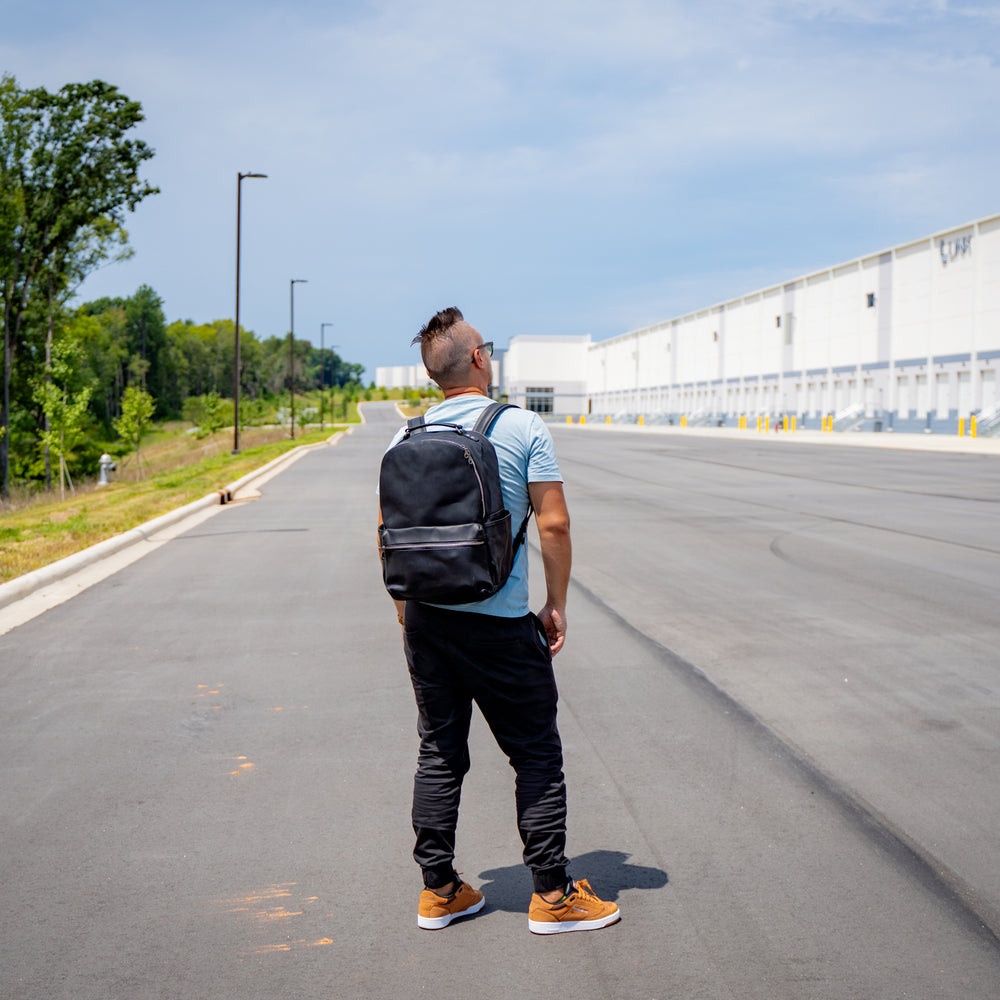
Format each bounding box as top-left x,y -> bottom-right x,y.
528,878 -> 620,935
417,878 -> 485,929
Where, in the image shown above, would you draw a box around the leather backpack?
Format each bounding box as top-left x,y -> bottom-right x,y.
378,402 -> 531,604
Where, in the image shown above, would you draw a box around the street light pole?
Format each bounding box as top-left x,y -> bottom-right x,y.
320,322 -> 333,430
233,171 -> 267,454
289,279 -> 308,439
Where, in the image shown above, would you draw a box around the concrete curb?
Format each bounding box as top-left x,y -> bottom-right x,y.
0,429 -> 351,612
553,419 -> 1000,454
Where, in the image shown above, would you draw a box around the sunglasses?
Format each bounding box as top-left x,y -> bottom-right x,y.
474,341 -> 494,360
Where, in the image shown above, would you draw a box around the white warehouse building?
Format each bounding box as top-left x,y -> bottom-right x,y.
374,212 -> 1000,435
587,211 -> 1000,434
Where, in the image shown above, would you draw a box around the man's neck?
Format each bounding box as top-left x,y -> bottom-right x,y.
441,386 -> 489,399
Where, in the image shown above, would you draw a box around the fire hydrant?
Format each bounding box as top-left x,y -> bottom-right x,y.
98,453 -> 116,486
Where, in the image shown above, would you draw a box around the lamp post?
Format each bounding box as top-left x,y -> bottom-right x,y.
233,171 -> 267,454
289,279 -> 308,439
320,322 -> 334,430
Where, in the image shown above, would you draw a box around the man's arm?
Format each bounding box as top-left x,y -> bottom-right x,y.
528,480 -> 572,655
377,504 -> 406,627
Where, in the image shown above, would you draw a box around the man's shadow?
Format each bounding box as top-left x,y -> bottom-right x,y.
477,850 -> 668,912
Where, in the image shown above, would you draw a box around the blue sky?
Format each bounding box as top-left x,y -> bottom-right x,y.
3,0 -> 999,379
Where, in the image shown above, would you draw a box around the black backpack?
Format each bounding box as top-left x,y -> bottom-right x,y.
378,402 -> 532,604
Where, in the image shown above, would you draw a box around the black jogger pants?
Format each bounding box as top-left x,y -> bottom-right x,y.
402,602 -> 569,894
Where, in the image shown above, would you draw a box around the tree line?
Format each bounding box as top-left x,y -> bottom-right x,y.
0,74 -> 364,499
4,280 -> 366,493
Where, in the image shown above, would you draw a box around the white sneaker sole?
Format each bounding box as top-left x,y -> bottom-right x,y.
528,910 -> 621,934
418,895 -> 485,929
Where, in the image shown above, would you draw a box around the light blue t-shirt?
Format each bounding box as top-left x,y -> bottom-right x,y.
385,396 -> 562,617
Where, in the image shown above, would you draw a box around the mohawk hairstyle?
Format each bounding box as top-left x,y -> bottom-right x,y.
411,306 -> 464,346
411,306 -> 473,387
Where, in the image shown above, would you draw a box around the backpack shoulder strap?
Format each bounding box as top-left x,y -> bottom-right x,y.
469,402 -> 532,554
472,401 -> 516,436
512,506 -> 532,557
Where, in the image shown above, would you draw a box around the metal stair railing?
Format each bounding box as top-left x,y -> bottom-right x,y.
833,402 -> 866,432
685,408 -> 717,427
975,402 -> 1000,437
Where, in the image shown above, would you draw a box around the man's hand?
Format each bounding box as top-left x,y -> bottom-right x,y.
529,481 -> 572,657
537,603 -> 567,656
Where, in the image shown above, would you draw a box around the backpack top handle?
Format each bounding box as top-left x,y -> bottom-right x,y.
404,401 -> 515,438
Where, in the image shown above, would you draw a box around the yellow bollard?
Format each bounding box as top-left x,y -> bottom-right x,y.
605,415 -> 610,425
681,415 -> 687,428
765,416 -> 770,433
638,415 -> 644,426
958,417 -> 965,437
757,415 -> 762,433
791,415 -> 797,433
580,415 -> 586,425
972,415 -> 977,438
566,415 -> 572,425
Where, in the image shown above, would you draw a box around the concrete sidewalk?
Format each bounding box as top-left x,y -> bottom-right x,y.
561,418 -> 1000,454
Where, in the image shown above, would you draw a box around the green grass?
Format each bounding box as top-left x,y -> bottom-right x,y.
0,424 -> 344,584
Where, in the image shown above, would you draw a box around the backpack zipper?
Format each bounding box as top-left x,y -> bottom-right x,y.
382,538 -> 484,550
435,439 -> 486,516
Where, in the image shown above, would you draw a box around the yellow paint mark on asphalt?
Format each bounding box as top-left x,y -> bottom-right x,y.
217,884 -> 296,907
254,908 -> 304,920
212,884 -> 333,956
254,938 -> 333,955
226,754 -> 255,778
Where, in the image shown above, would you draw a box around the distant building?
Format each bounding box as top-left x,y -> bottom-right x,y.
374,364 -> 434,391
375,212 -> 1000,434
502,335 -> 590,416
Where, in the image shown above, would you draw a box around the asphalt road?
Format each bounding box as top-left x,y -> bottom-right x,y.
1,400 -> 998,1000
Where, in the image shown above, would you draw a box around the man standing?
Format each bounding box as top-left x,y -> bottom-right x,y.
380,307 -> 620,935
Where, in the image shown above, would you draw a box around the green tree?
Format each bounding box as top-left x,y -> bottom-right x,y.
124,284 -> 167,405
73,306 -> 128,429
32,331 -> 94,499
113,385 -> 155,481
0,74 -> 157,497
201,390 -> 225,435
